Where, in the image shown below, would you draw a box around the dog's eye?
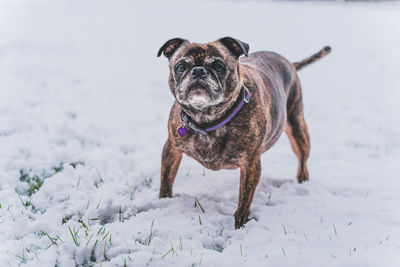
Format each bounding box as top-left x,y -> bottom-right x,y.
214,63 -> 224,72
176,64 -> 186,73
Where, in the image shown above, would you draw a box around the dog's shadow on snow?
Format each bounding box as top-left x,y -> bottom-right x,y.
256,175 -> 294,195
133,175 -> 294,215
135,176 -> 293,215
261,175 -> 293,188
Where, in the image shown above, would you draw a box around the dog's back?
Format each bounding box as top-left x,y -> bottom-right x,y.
240,51 -> 296,96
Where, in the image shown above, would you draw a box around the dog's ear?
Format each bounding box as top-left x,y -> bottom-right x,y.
218,37 -> 249,58
157,38 -> 188,58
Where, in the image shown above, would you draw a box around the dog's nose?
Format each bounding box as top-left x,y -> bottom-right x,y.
191,67 -> 207,79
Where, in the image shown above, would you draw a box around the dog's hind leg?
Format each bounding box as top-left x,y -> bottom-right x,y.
285,79 -> 310,183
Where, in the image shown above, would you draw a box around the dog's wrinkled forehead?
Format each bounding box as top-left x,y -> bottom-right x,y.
173,43 -> 233,65
185,46 -> 207,62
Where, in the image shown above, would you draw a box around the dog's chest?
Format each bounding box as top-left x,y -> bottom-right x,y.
177,131 -> 242,170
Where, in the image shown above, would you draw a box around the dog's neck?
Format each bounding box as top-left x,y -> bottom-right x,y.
179,84 -> 243,126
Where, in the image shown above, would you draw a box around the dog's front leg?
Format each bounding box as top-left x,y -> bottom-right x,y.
159,140 -> 182,198
234,158 -> 261,229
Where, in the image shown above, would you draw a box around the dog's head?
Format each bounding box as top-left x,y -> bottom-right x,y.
157,37 -> 249,111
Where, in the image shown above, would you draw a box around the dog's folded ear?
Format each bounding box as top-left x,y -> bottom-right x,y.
218,37 -> 249,58
157,38 -> 188,58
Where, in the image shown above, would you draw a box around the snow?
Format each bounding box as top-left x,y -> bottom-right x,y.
0,0 -> 399,266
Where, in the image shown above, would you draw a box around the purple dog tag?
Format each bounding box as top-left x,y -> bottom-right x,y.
177,127 -> 187,137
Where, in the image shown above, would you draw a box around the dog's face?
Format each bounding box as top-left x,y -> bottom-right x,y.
158,37 -> 249,111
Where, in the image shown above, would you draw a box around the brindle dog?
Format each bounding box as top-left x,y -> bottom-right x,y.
157,37 -> 330,229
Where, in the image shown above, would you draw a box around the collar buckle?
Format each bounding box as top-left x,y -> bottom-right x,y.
183,114 -> 208,135
242,85 -> 250,103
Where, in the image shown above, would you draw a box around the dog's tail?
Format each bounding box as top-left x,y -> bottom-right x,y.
293,46 -> 331,71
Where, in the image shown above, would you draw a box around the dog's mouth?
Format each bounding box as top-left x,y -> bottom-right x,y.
187,82 -> 209,98
176,80 -> 224,108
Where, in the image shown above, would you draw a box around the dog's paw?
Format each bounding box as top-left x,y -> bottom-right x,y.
234,216 -> 249,229
234,210 -> 250,229
297,169 -> 309,183
297,176 -> 309,183
159,190 -> 172,198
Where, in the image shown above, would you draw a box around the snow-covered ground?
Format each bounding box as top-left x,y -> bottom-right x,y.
0,0 -> 399,266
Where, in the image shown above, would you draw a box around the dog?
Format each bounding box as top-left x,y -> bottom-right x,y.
157,37 -> 330,229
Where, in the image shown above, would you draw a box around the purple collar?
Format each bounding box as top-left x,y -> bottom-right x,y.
177,85 -> 250,137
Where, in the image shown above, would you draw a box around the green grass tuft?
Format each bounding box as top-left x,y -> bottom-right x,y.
68,226 -> 80,246
19,163 -> 79,197
194,198 -> 205,213
41,231 -> 59,247
19,170 -> 44,196
161,243 -> 175,259
62,214 -> 72,224
146,219 -> 155,246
